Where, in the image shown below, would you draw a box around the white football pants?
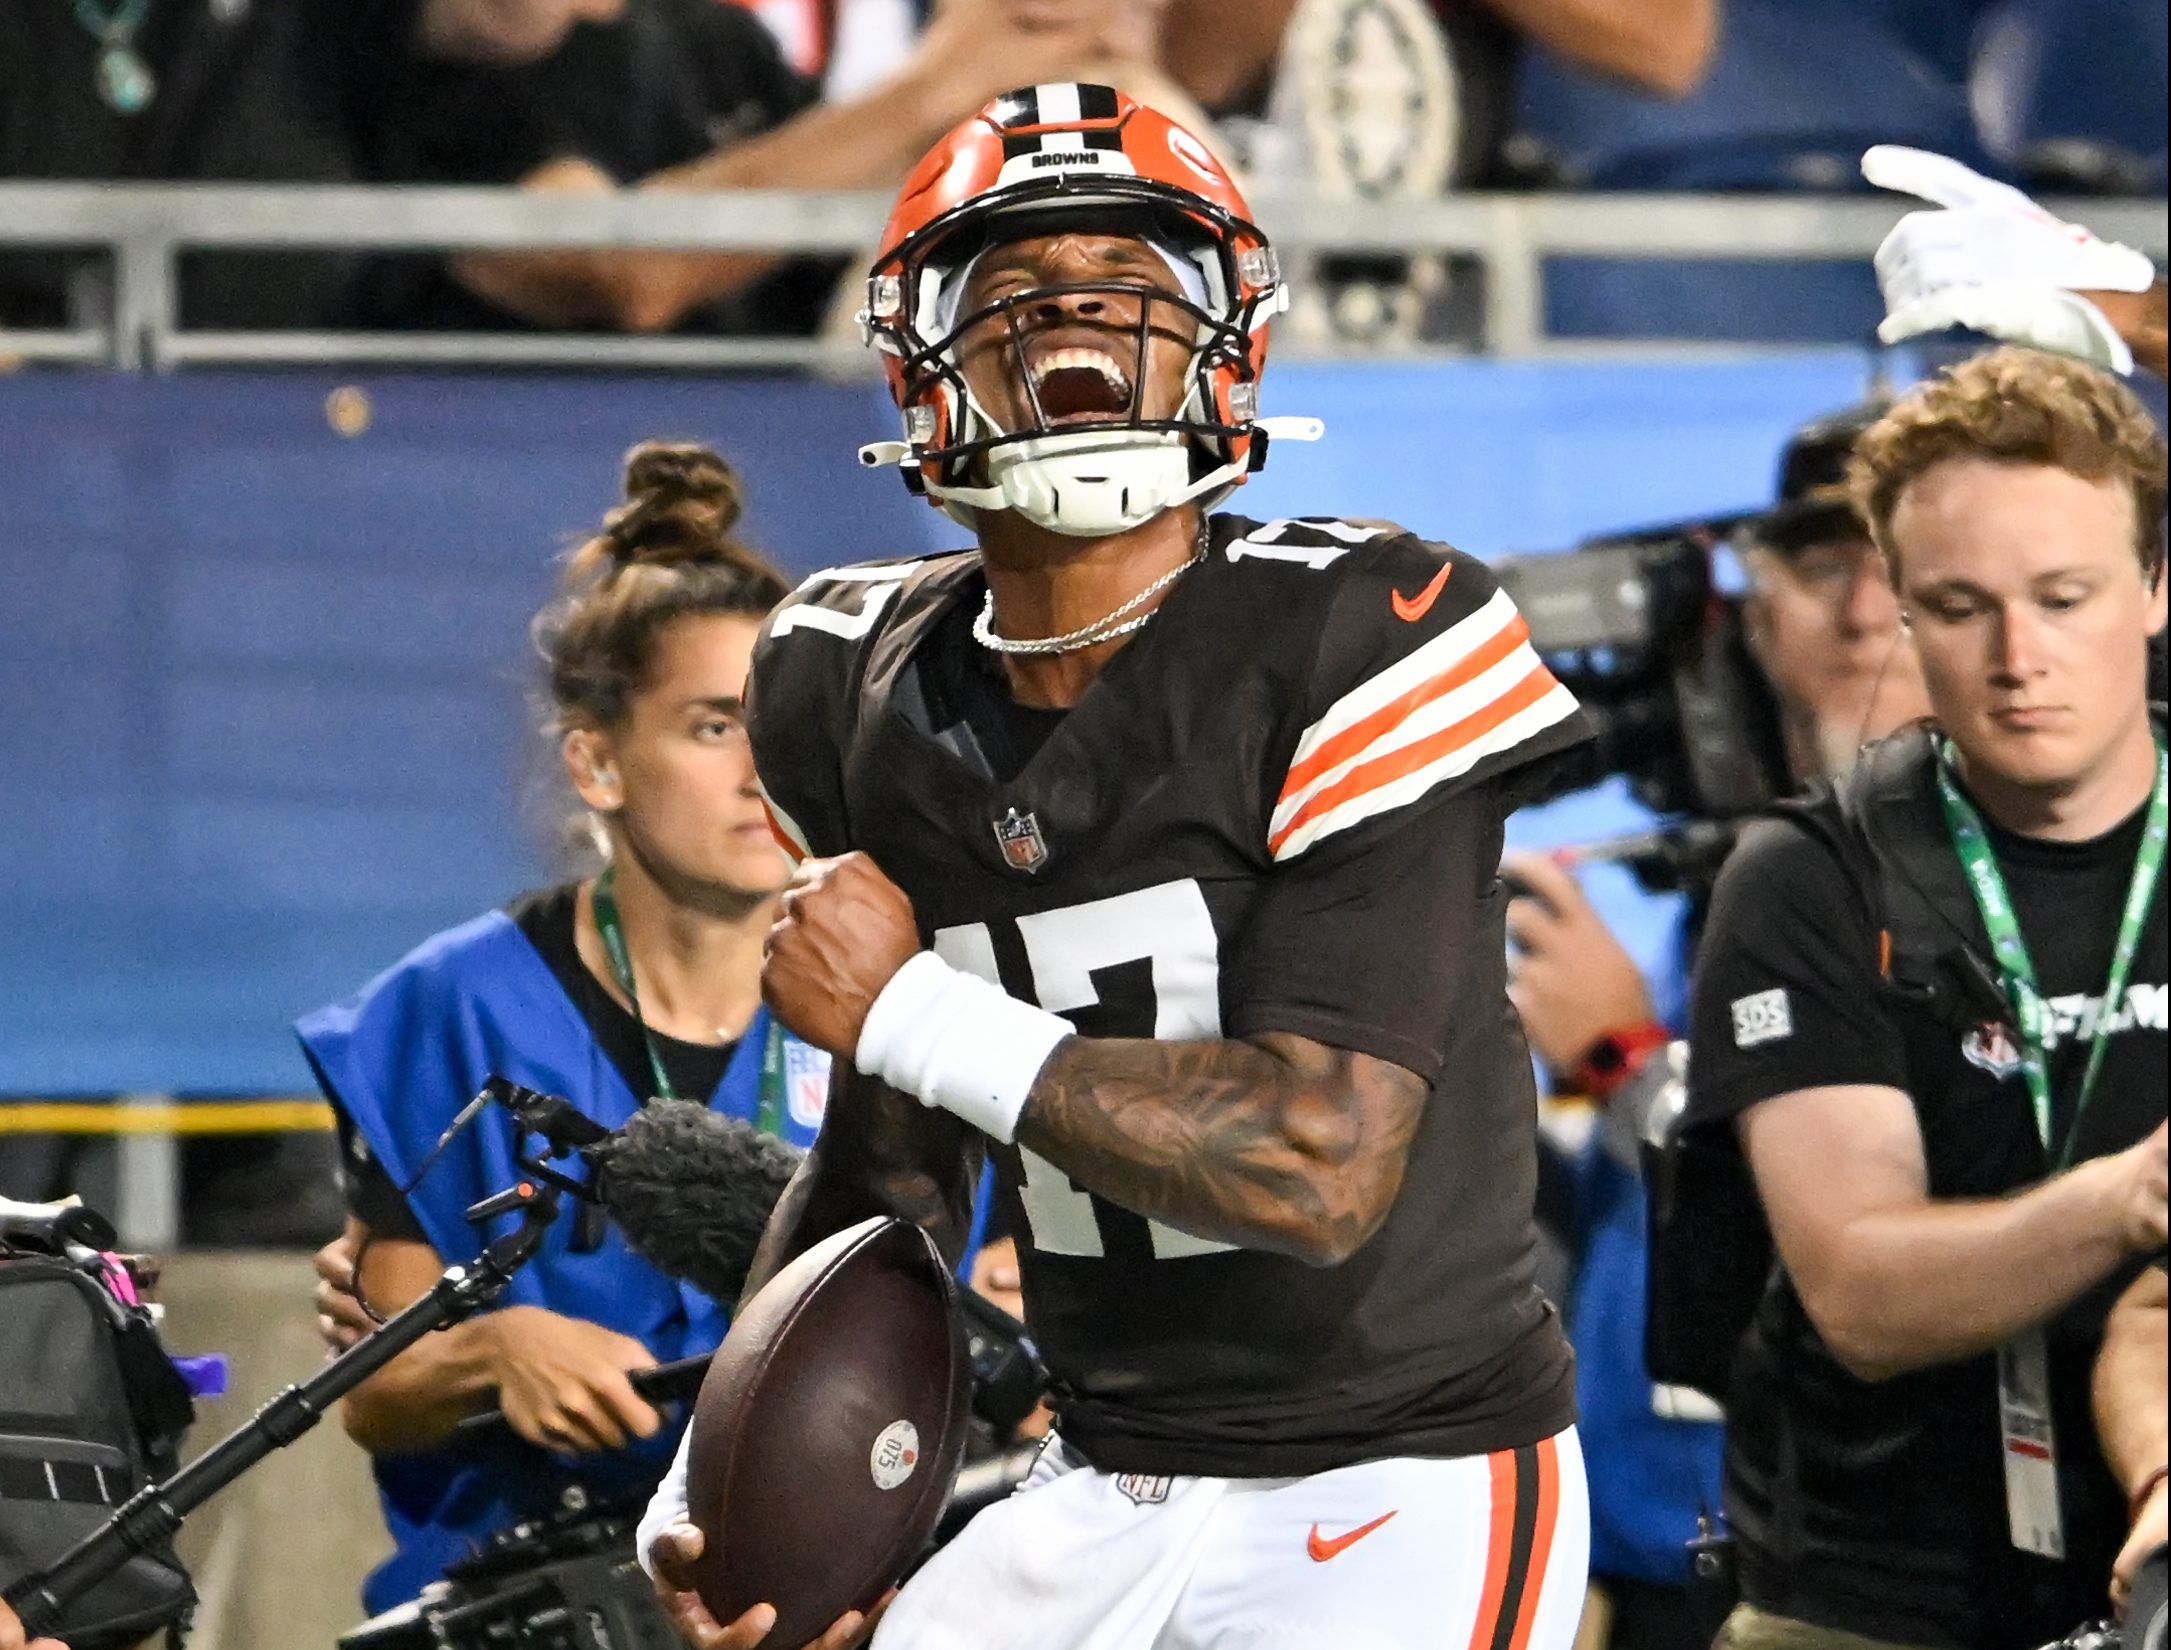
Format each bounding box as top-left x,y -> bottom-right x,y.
872,1427 -> 1589,1650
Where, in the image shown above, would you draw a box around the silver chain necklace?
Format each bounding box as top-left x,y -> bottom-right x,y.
973,523 -> 1209,657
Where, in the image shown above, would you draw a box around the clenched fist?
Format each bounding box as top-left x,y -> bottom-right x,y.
762,855 -> 922,1060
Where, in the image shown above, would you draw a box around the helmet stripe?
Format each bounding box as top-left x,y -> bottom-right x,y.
997,87 -> 1041,128
1033,83 -> 1082,124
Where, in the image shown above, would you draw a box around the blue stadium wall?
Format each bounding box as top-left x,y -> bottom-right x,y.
2,355 -> 1884,1093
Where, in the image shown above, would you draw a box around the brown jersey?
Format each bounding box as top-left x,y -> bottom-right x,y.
748,514 -> 1592,1477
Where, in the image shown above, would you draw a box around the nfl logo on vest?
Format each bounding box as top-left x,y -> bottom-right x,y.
993,808 -> 1049,874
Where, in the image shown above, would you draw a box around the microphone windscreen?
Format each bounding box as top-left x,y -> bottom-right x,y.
588,1102 -> 804,1304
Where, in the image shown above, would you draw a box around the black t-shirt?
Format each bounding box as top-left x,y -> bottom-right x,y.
1689,767 -> 2169,1648
337,882 -> 737,1240
351,0 -> 830,334
748,515 -> 1594,1476
0,0 -> 411,326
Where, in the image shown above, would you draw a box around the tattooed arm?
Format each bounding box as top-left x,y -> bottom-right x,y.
738,1061 -> 984,1307
1017,1032 -> 1426,1267
761,852 -> 1426,1271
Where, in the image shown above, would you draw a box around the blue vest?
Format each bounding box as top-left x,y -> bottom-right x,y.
296,906 -> 830,1614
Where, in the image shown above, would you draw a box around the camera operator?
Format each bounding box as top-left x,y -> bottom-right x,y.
1685,348 -> 2169,1650
299,444 -> 835,1618
1506,400 -> 1930,1650
2095,1264 -> 2167,1621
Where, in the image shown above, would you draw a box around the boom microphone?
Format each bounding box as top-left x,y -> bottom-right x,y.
490,1091 -> 1048,1442
583,1100 -> 1046,1392
584,1101 -> 804,1306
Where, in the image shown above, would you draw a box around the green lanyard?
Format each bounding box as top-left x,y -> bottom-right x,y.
591,866 -> 788,1135
1935,739 -> 2168,1166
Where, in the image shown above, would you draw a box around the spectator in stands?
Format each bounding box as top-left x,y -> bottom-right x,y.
413,0 -> 634,62
0,0 -> 409,328
357,0 -> 1174,334
2095,1265 -> 2167,1620
1686,350 -> 2168,1649
1502,401 -> 1930,1650
1161,0 -> 1717,119
1514,5 -> 2004,344
736,0 -> 1202,124
1145,0 -> 1717,348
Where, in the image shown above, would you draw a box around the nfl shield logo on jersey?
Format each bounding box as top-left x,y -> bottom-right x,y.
1116,1474 -> 1173,1506
993,807 -> 1050,874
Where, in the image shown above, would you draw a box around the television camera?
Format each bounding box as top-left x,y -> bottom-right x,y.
1493,511 -> 1791,895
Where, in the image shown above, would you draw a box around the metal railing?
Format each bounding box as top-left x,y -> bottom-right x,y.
1,182 -> 2165,370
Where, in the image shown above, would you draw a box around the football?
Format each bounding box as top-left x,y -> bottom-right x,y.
681,1216 -> 973,1643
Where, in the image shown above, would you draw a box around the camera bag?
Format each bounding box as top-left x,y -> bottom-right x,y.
0,1250 -> 197,1649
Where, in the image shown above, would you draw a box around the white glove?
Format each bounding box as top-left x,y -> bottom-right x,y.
1863,145 -> 2158,374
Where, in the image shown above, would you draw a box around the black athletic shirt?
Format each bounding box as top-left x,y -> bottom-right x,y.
748,514 -> 1594,1477
1689,767 -> 2169,1648
336,883 -> 737,1240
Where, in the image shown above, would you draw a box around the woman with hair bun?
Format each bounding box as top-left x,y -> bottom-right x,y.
295,443 -> 837,1620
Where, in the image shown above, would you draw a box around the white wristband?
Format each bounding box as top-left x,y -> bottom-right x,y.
635,1421 -> 694,1582
855,951 -> 1072,1144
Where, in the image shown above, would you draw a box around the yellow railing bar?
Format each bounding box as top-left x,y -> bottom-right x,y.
0,1100 -> 334,1135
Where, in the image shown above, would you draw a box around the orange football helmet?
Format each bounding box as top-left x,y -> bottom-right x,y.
857,83 -> 1320,537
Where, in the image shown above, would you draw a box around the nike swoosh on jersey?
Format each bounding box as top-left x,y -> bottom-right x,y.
1391,563 -> 1452,622
1306,1510 -> 1398,1562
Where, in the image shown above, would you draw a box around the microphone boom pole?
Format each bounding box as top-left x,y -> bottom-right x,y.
4,1144 -> 569,1637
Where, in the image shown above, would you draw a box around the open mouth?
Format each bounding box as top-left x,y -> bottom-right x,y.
1028,346 -> 1136,425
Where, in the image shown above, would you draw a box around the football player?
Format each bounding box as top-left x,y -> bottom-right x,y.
643,82 -> 1595,1650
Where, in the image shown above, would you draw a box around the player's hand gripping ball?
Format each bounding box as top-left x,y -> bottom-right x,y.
668,1217 -> 972,1647
762,854 -> 921,1059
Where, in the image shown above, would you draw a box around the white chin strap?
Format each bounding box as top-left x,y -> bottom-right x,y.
957,428 -> 1198,537
859,418 -> 1326,538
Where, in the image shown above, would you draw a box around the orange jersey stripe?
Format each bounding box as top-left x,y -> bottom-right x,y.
1506,1436 -> 1562,1650
1281,613 -> 1533,802
1268,661 -> 1561,856
1465,1448 -> 1521,1650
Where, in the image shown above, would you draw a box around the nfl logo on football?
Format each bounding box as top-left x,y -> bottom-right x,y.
869,1419 -> 922,1492
993,807 -> 1050,874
